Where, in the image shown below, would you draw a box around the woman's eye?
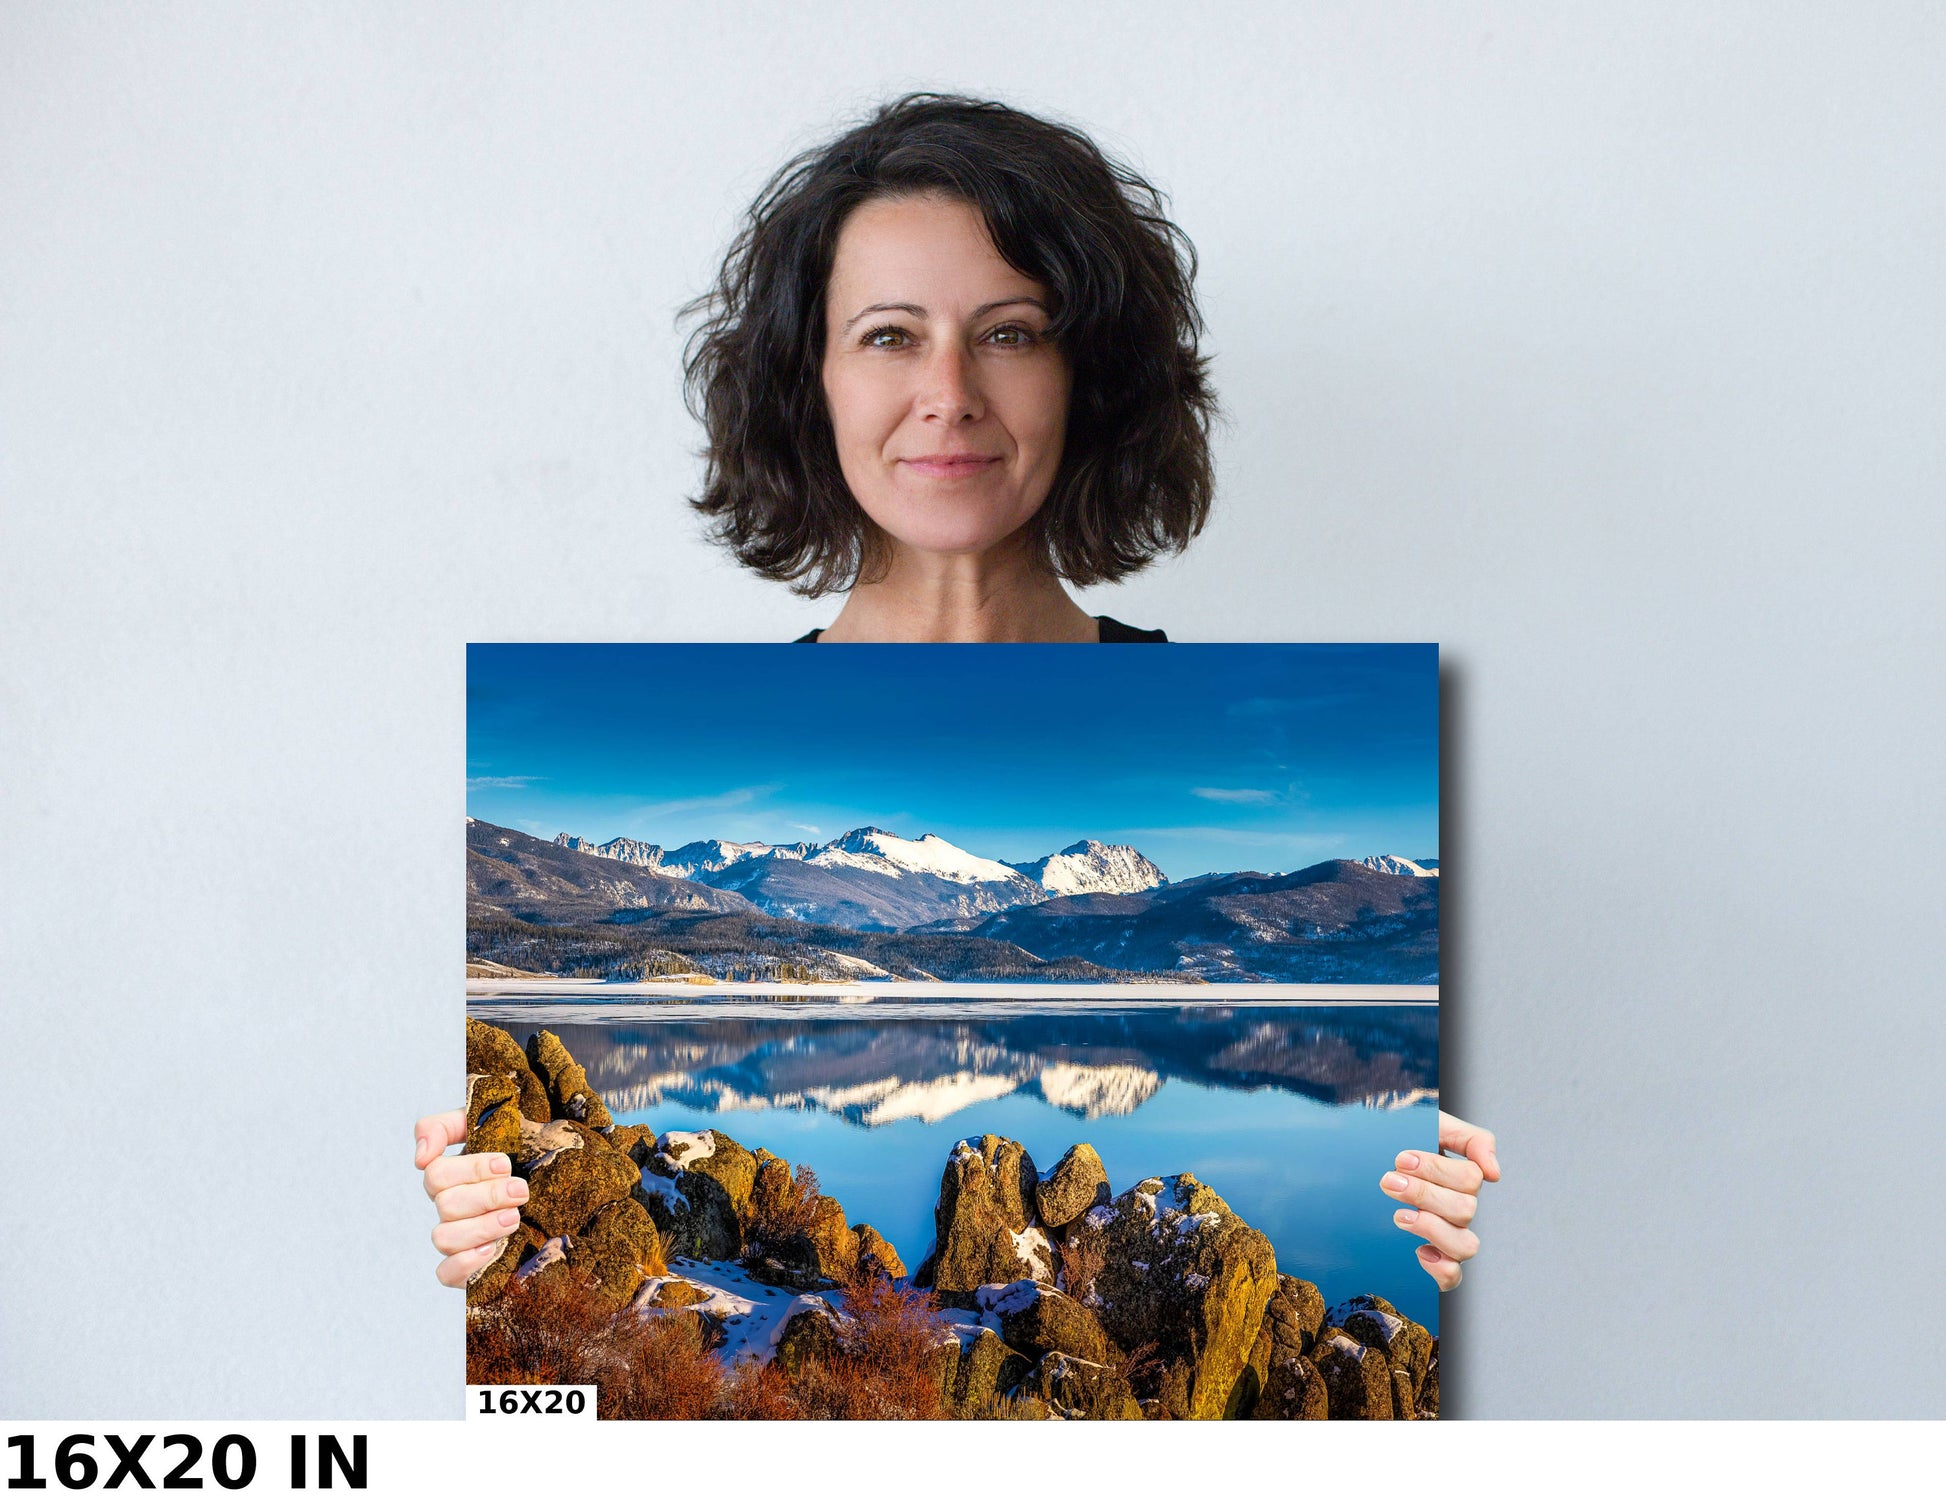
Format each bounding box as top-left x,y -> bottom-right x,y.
985,324 -> 1036,347
861,326 -> 910,349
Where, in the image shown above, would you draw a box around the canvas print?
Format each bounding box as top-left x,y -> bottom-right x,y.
463,643 -> 1439,1419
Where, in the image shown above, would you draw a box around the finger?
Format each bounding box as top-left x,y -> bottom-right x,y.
433,1206 -> 524,1258
1392,1206 -> 1480,1264
437,1237 -> 513,1290
423,1150 -> 514,1200
1381,1169 -> 1477,1227
1394,1148 -> 1484,1195
1416,1243 -> 1462,1293
414,1110 -> 469,1171
1438,1112 -> 1500,1182
434,1172 -> 530,1223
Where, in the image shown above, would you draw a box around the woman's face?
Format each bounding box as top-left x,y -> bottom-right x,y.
820,193 -> 1070,560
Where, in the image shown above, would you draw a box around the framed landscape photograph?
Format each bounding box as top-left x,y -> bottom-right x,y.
462,642 -> 1439,1420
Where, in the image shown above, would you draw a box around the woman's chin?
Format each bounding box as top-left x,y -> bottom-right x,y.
873,513 -> 1040,562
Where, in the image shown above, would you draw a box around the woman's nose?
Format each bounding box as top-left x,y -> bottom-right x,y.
915,341 -> 984,423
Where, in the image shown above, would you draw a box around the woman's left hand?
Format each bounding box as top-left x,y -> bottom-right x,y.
1383,1111 -> 1500,1291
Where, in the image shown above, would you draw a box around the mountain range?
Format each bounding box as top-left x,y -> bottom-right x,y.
466,817 -> 1438,985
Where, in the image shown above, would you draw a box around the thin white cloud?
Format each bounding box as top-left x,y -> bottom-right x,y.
619,784 -> 784,825
466,775 -> 538,790
788,822 -> 823,835
1191,786 -> 1278,805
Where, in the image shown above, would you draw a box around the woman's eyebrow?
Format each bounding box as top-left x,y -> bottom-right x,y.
840,301 -> 925,332
838,296 -> 1048,332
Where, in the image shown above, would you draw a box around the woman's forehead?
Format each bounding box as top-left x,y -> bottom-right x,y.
828,194 -> 1046,312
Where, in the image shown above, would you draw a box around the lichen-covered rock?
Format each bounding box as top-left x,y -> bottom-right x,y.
853,1223 -> 906,1281
1418,1340 -> 1440,1419
1060,1172 -> 1279,1420
563,1197 -> 667,1308
647,1278 -> 706,1307
1024,1351 -> 1142,1420
656,1129 -> 756,1217
1311,1327 -> 1396,1420
524,1029 -> 613,1130
634,1157 -> 741,1260
1035,1143 -> 1110,1228
465,1222 -> 539,1307
605,1124 -> 657,1164
1251,1353 -> 1329,1420
1330,1295 -> 1432,1395
1390,1365 -> 1418,1420
466,1017 -> 550,1122
1269,1273 -> 1326,1356
950,1326 -> 1033,1414
749,1148 -> 795,1224
921,1135 -> 1046,1305
516,1118 -> 639,1239
989,1281 -> 1109,1365
463,1072 -> 522,1159
773,1303 -> 844,1375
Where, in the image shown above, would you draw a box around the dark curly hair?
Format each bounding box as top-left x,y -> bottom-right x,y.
682,93 -> 1217,597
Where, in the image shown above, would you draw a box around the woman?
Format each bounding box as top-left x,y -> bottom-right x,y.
420,94 -> 1497,1298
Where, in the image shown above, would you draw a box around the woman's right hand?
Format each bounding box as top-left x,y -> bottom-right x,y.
415,1108 -> 529,1287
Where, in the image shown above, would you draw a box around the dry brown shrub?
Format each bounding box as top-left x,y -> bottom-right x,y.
465,1266 -> 615,1386
592,1312 -> 732,1420
1057,1236 -> 1106,1303
780,1269 -> 950,1420
468,1258 -> 956,1421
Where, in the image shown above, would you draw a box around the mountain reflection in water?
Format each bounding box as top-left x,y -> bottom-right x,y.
467,1002 -> 1440,1331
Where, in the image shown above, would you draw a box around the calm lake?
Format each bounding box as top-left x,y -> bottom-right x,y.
467,999 -> 1441,1333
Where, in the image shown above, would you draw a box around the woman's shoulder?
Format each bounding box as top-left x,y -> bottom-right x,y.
793,617 -> 1167,644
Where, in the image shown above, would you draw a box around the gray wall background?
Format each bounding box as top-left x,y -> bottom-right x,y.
3,2 -> 1941,1419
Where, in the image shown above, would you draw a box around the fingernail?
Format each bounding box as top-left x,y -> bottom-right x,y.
1418,1244 -> 1440,1261
416,1137 -> 428,1162
497,1209 -> 520,1228
508,1178 -> 528,1202
1488,1153 -> 1501,1177
1382,1172 -> 1410,1193
1397,1152 -> 1420,1171
490,1155 -> 511,1176
1395,1208 -> 1418,1226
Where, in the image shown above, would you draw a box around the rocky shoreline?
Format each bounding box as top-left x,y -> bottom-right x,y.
464,1018 -> 1437,1420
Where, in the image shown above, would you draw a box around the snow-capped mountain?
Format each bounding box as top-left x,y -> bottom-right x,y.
806,827 -> 1025,885
710,827 -> 1050,930
556,833 -> 666,869
660,838 -> 812,879
1010,839 -> 1167,896
1358,854 -> 1439,878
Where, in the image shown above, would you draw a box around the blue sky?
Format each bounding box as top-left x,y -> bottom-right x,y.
466,644 -> 1438,881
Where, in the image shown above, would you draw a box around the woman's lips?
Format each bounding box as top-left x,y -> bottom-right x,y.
900,454 -> 1001,478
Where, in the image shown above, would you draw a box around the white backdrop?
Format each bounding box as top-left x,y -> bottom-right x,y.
4,2 -> 1942,1418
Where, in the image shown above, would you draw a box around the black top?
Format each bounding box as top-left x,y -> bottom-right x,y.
794,614 -> 1167,643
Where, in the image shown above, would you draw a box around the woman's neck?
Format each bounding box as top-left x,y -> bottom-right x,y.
818,534 -> 1099,643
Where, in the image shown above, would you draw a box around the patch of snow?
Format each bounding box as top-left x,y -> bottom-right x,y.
974,1280 -> 1044,1318
625,1257 -> 848,1368
637,1166 -> 688,1210
1082,1205 -> 1119,1231
517,1235 -> 571,1278
1013,839 -> 1167,895
657,1130 -> 717,1168
1010,1227 -> 1054,1281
